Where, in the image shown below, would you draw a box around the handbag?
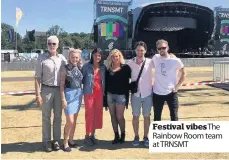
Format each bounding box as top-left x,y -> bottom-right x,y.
130,60 -> 146,93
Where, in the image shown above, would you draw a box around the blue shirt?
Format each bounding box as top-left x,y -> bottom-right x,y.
81,62 -> 106,95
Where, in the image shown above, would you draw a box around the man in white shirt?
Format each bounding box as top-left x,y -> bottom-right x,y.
152,39 -> 186,121
128,41 -> 154,147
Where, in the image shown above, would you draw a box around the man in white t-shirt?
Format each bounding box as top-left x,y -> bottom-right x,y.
152,39 -> 186,121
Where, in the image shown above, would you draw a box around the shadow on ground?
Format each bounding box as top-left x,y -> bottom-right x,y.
1,99 -> 38,111
1,142 -> 43,154
1,139 -> 146,154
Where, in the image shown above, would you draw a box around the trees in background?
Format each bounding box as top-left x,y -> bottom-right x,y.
1,23 -> 94,53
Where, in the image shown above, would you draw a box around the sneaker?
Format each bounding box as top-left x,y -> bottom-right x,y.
90,135 -> 98,145
132,136 -> 140,146
143,137 -> 149,147
44,141 -> 52,152
84,136 -> 94,146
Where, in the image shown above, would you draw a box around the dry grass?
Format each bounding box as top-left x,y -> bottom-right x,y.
1,81 -> 34,92
1,71 -> 34,78
185,67 -> 213,72
1,76 -> 229,159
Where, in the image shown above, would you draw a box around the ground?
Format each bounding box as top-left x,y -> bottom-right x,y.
1,67 -> 229,159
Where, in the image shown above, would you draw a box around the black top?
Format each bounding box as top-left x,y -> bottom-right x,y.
106,64 -> 131,94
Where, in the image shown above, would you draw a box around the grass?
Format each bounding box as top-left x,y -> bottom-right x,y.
1,67 -> 213,78
1,81 -> 34,92
1,73 -> 229,159
1,71 -> 35,78
185,67 -> 213,72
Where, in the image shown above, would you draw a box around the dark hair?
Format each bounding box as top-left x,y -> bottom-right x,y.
89,48 -> 103,66
134,41 -> 147,51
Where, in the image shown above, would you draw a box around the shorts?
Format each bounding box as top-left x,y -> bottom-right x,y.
107,92 -> 126,106
131,94 -> 153,117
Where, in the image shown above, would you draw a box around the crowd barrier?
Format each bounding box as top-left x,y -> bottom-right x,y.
2,58 -> 229,71
213,61 -> 229,82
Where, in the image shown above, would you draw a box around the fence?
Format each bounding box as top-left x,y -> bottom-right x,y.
2,58 -> 229,71
213,61 -> 229,81
1,61 -> 36,71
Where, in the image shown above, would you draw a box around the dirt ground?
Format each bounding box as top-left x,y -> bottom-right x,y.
1,68 -> 229,159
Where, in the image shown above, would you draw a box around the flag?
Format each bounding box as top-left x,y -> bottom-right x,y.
8,29 -> 15,43
16,7 -> 23,27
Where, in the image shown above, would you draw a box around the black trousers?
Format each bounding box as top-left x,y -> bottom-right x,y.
153,92 -> 179,121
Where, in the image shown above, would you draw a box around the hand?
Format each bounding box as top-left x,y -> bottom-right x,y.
105,107 -> 109,111
62,99 -> 67,109
36,95 -> 43,107
172,87 -> 178,93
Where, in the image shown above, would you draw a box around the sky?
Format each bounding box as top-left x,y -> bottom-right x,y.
2,0 -> 229,37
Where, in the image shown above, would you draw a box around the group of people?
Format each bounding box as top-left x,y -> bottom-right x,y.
35,35 -> 186,152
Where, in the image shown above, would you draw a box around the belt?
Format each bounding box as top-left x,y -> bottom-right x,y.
42,84 -> 59,88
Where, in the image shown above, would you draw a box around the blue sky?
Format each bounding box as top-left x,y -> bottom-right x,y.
2,0 -> 229,37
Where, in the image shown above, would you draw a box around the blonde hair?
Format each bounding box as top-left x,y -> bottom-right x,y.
68,48 -> 82,67
156,39 -> 168,47
107,49 -> 125,70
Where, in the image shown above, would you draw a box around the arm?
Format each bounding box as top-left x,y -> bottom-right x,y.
174,67 -> 186,92
125,65 -> 132,109
103,68 -> 108,109
34,58 -> 43,106
60,70 -> 67,109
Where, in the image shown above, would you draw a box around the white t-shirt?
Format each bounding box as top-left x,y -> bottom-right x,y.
127,57 -> 154,98
152,54 -> 184,95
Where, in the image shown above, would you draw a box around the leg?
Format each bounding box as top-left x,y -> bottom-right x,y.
116,103 -> 126,143
69,113 -> 79,143
63,114 -> 74,148
84,94 -> 94,146
142,95 -> 153,138
153,93 -> 165,121
109,104 -> 119,133
69,89 -> 82,143
166,92 -> 179,121
41,87 -> 54,143
131,95 -> 141,146
115,94 -> 126,134
93,91 -> 103,131
84,94 -> 95,136
41,86 -> 54,152
131,95 -> 141,137
53,88 -> 62,142
116,104 -> 125,134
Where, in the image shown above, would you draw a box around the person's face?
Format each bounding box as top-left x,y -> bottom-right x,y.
93,52 -> 102,64
70,52 -> 80,66
157,42 -> 169,56
47,39 -> 59,53
135,46 -> 146,58
111,52 -> 120,65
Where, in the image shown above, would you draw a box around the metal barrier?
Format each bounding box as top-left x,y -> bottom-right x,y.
213,61 -> 229,81
1,61 -> 36,71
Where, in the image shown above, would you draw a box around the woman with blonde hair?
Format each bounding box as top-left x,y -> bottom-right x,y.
105,49 -> 131,144
60,48 -> 83,152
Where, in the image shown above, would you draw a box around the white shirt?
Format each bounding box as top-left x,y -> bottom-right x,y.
127,57 -> 154,98
152,54 -> 184,95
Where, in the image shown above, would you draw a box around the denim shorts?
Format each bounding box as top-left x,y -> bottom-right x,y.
131,94 -> 153,117
107,92 -> 126,106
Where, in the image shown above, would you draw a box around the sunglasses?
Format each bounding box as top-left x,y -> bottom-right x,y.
157,47 -> 167,51
48,43 -> 57,46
